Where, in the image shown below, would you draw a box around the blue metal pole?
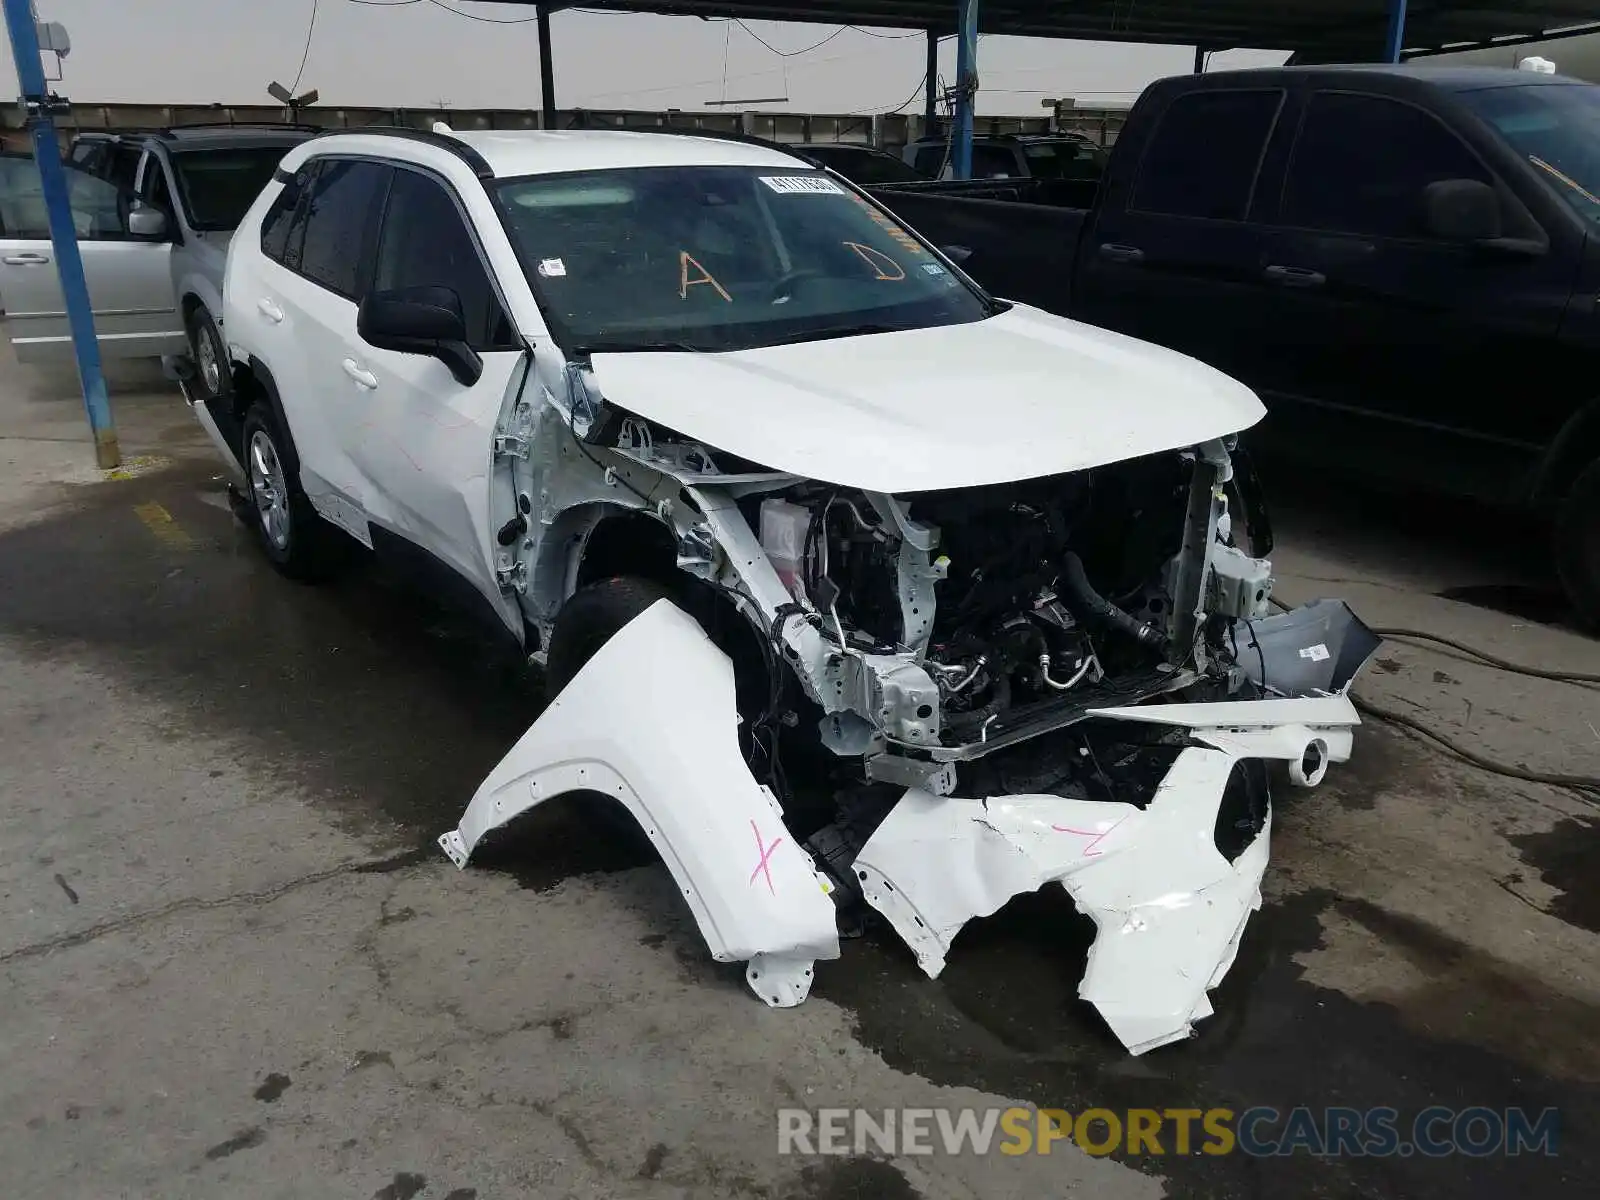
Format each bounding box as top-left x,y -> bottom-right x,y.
3,0 -> 118,468
952,0 -> 979,179
1384,0 -> 1409,63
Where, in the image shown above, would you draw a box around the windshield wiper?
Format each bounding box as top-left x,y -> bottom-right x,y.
765,321 -> 907,346
573,339 -> 704,355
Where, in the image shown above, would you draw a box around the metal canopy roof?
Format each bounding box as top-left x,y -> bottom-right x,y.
533,1 -> 1600,57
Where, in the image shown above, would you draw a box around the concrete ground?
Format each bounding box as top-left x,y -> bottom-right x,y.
1,337 -> 1597,1200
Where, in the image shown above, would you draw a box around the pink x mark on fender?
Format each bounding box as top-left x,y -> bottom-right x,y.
1051,816 -> 1127,857
749,819 -> 785,895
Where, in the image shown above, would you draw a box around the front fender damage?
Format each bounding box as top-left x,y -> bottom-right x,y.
441,595 -> 1376,1055
439,600 -> 840,1006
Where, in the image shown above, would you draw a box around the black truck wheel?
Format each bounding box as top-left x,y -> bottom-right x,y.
1554,457 -> 1600,631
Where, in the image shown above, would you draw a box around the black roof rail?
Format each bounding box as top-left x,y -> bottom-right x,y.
298,124 -> 495,178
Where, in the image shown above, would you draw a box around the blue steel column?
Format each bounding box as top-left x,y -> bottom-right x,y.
2,0 -> 118,467
952,0 -> 980,179
1384,0 -> 1409,62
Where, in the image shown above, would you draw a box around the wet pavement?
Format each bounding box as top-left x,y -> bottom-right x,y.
3,359 -> 1599,1197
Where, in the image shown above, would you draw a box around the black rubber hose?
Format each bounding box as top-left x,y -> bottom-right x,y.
1061,552 -> 1166,649
1371,627 -> 1600,686
1353,695 -> 1600,802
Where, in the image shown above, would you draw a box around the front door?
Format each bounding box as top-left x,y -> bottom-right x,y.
1254,90 -> 1577,501
1074,86 -> 1292,391
0,152 -> 182,363
336,163 -> 527,636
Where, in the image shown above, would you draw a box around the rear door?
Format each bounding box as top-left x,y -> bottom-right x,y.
1074,86 -> 1291,388
1255,89 -> 1576,499
0,151 -> 182,363
334,163 -> 527,635
257,155 -> 392,540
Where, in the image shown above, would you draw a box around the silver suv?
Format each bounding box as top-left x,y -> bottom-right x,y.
0,124 -> 314,398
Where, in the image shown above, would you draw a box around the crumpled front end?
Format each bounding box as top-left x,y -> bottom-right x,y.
854,693 -> 1363,1055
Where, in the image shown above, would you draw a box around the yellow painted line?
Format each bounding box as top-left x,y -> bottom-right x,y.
104,454 -> 172,481
133,501 -> 193,550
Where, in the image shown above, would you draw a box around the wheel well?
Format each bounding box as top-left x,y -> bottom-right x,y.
576,511 -> 679,591
181,293 -> 203,323
1535,401 -> 1600,507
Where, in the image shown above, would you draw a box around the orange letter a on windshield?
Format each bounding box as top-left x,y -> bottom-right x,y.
680,251 -> 732,302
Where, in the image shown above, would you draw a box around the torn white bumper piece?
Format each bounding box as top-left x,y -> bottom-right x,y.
441,593 -> 1370,1054
853,694 -> 1360,1055
439,600 -> 840,1007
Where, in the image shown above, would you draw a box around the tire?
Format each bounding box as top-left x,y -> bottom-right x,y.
186,303 -> 229,402
1554,457 -> 1600,631
546,576 -> 675,694
240,403 -> 346,582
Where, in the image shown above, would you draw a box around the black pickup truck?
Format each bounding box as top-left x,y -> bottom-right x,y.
869,65 -> 1600,625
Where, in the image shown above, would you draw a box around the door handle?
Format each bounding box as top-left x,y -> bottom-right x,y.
256,298 -> 284,323
1098,243 -> 1145,265
1264,264 -> 1326,289
341,358 -> 378,390
3,252 -> 50,265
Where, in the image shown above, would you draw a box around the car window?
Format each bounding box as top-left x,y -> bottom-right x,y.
103,145 -> 142,192
496,164 -> 992,353
971,144 -> 1018,178
913,144 -> 948,177
374,167 -> 515,351
297,158 -> 389,298
1458,82 -> 1600,226
806,147 -> 926,185
1282,92 -> 1493,239
260,160 -> 317,267
0,154 -> 140,240
1130,89 -> 1284,221
1021,140 -> 1108,180
171,145 -> 302,232
139,155 -> 174,216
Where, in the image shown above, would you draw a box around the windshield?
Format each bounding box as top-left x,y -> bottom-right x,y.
171,145 -> 299,232
1020,139 -> 1108,180
494,165 -> 993,353
1460,83 -> 1600,224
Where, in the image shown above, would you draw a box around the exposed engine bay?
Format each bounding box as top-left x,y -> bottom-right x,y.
442,375 -> 1377,1056
763,458 -> 1199,750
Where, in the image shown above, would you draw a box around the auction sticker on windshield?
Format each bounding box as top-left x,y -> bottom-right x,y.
761,176 -> 845,195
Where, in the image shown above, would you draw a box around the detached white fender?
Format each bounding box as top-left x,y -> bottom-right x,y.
853,694 -> 1361,1056
439,600 -> 840,1005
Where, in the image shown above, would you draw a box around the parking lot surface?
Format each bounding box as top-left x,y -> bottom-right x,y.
2,341 -> 1598,1199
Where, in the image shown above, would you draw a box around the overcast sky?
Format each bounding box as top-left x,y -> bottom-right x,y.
3,0 -> 1287,115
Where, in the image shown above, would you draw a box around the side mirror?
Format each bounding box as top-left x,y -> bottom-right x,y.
127,203 -> 167,239
1422,178 -> 1502,242
357,285 -> 483,387
941,244 -> 974,264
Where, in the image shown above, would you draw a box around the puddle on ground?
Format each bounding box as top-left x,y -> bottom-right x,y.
1510,816 -> 1600,935
816,888 -> 1600,1200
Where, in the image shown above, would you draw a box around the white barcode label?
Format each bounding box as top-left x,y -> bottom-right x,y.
760,175 -> 845,195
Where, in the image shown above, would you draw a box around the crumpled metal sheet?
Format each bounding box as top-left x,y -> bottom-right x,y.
853,695 -> 1363,1055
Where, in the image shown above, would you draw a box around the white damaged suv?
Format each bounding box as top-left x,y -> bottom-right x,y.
207,126 -> 1378,1055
